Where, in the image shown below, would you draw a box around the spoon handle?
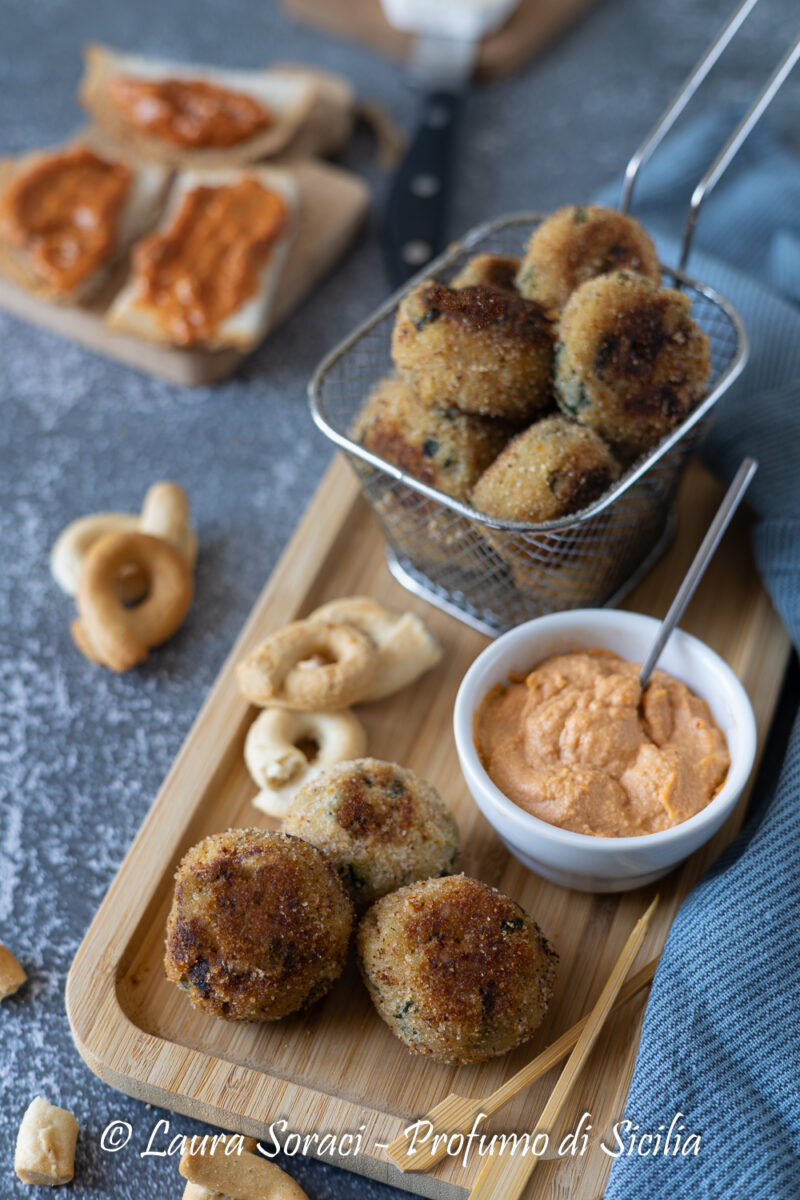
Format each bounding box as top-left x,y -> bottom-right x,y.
639,457 -> 758,687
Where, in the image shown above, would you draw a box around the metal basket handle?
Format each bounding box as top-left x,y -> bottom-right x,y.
620,0 -> 800,269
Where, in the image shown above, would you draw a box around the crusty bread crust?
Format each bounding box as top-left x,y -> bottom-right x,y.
79,43 -> 316,168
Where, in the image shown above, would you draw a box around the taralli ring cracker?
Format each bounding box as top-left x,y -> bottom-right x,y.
236,598 -> 442,712
72,531 -> 194,672
50,512 -> 140,598
15,1097 -> 79,1187
50,480 -> 196,601
139,481 -> 197,565
236,620 -> 378,711
310,596 -> 442,701
245,706 -> 367,818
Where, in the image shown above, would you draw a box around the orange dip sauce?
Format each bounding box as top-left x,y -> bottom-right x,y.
108,76 -> 272,148
475,650 -> 730,837
129,179 -> 288,345
0,147 -> 131,293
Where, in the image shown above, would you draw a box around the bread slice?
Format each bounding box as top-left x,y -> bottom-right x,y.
0,134 -> 170,304
106,166 -> 297,351
80,44 -> 316,167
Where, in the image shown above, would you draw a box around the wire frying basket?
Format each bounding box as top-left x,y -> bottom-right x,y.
309,2 -> 799,636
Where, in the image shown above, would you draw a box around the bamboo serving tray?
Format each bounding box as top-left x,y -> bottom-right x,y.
66,455 -> 789,1200
0,158 -> 369,386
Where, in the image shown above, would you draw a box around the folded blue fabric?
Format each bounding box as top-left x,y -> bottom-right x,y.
593,113 -> 800,1199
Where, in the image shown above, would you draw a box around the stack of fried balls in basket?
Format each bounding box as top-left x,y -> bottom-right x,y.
163,596 -> 559,1066
352,206 -> 712,584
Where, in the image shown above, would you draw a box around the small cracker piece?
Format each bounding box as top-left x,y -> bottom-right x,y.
0,943 -> 26,999
15,1096 -> 79,1186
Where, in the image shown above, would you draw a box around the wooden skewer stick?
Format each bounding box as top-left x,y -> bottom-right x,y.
466,896 -> 659,1200
385,955 -> 659,1173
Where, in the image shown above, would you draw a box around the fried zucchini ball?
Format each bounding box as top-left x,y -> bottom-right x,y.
284,758 -> 459,911
358,875 -> 557,1063
451,253 -> 521,292
164,828 -> 352,1021
471,414 -> 620,524
554,271 -> 711,460
391,279 -> 555,421
516,205 -> 661,313
352,374 -> 511,503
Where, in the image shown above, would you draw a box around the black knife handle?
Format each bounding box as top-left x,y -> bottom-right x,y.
382,90 -> 462,289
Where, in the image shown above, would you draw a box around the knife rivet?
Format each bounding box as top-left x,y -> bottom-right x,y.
402,240 -> 433,265
427,105 -> 450,129
411,174 -> 441,198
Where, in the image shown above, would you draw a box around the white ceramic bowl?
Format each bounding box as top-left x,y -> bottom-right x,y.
453,609 -> 756,893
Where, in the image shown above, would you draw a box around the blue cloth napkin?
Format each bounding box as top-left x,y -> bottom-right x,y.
592,112 -> 800,1199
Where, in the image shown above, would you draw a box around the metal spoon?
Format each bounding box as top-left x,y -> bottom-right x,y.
639,457 -> 758,688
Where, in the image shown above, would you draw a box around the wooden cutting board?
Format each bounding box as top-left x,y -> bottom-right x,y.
66,455 -> 789,1200
0,158 -> 369,387
282,0 -> 602,82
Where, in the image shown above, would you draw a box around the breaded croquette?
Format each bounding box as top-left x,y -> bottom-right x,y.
357,874 -> 557,1063
451,253 -> 521,292
391,278 -> 555,421
284,758 -> 459,911
516,205 -> 661,314
471,414 -> 620,523
164,828 -> 352,1021
554,271 -> 711,460
352,374 -> 511,503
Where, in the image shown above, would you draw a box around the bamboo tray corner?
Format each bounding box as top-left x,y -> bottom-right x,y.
66,454 -> 790,1200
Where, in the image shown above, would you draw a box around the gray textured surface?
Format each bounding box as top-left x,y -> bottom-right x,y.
1,0 -> 797,1197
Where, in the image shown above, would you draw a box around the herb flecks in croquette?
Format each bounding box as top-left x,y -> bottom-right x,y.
554,271 -> 710,459
351,376 -> 511,501
284,759 -> 459,912
594,333 -> 621,379
516,205 -> 661,314
164,829 -> 352,1022
358,876 -> 558,1064
391,279 -> 555,421
471,415 -> 619,524
558,379 -> 590,416
412,306 -> 440,331
410,280 -> 550,340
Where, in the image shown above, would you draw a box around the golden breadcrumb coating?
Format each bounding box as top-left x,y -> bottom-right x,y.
358,875 -> 557,1063
451,253 -> 521,292
391,278 -> 555,421
516,205 -> 661,314
352,374 -> 511,502
554,271 -> 711,460
164,828 -> 352,1021
471,414 -> 620,523
285,758 -> 459,911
